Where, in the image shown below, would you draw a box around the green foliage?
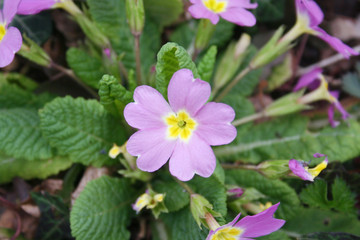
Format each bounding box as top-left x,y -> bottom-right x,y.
267,53 -> 292,91
254,0 -> 286,23
0,72 -> 38,90
300,178 -> 356,214
70,176 -> 136,240
215,116 -> 360,164
342,63 -> 360,98
0,153 -> 72,184
155,42 -> 199,98
258,231 -> 291,240
302,232 -> 360,240
197,46 -> 217,82
208,19 -> 235,47
144,0 -> 183,27
39,96 -> 127,166
32,192 -> 72,240
226,169 -> 300,220
169,23 -> 196,49
66,48 -> 106,88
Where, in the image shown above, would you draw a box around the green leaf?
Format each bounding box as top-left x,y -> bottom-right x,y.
39,96 -> 127,166
144,0 -> 183,27
226,169 -> 300,220
0,72 -> 38,90
300,179 -> 329,209
215,116 -> 360,164
342,72 -> 360,98
254,0 -> 286,23
267,53 -> 293,91
161,207 -> 208,240
197,46 -> 217,83
70,176 -> 136,240
66,48 -> 106,89
258,230 -> 291,240
169,23 -> 196,49
0,152 -> 72,184
302,232 -> 360,240
98,74 -> 133,115
0,108 -> 53,160
32,192 -> 72,240
155,42 -> 199,98
331,178 -> 356,214
208,19 -> 235,47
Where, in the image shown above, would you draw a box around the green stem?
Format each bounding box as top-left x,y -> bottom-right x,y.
232,112 -> 265,126
134,34 -> 142,85
221,163 -> 259,171
174,177 -> 195,195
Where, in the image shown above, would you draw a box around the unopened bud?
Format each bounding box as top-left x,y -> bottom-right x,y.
126,0 -> 145,36
234,33 -> 251,59
190,194 -> 220,229
258,160 -> 290,179
18,35 -> 51,67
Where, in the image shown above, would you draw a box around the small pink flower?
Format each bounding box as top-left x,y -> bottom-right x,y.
188,0 -> 258,26
295,0 -> 358,59
289,153 -> 328,181
206,203 -> 285,240
17,0 -> 59,15
0,0 -> 22,68
124,69 -> 237,181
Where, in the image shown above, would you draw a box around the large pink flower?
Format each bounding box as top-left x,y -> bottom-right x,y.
124,69 -> 237,181
206,203 -> 285,240
17,0 -> 59,15
188,0 -> 258,26
0,0 -> 22,68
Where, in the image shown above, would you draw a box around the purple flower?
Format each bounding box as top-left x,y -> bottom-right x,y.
228,187 -> 244,198
188,0 -> 258,26
295,0 -> 358,59
206,203 -> 285,240
0,0 -> 22,68
124,69 -> 237,181
328,91 -> 350,127
289,153 -> 328,181
17,0 -> 59,15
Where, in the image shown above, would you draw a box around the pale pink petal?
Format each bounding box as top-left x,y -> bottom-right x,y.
126,128 -> 176,172
0,27 -> 22,68
3,0 -> 21,24
169,134 -> 216,181
293,67 -> 322,91
17,0 -> 57,15
195,102 -> 237,146
220,7 -> 256,26
236,203 -> 285,238
124,85 -> 173,130
227,0 -> 258,9
296,0 -> 323,27
168,69 -> 211,116
288,159 -> 314,181
188,3 -> 220,24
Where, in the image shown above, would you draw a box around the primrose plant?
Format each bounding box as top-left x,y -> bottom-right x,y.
0,0 -> 359,239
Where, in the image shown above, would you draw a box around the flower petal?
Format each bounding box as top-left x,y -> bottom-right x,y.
188,3 -> 220,24
0,27 -> 22,68
127,128 -> 176,172
124,85 -> 173,130
220,7 -> 256,27
288,159 -> 314,181
195,102 -> 237,146
227,0 -> 258,9
293,67 -> 322,91
168,69 -> 211,116
3,0 -> 21,24
236,203 -> 285,238
296,0 -> 323,27
328,104 -> 340,128
17,0 -> 57,15
169,133 -> 216,181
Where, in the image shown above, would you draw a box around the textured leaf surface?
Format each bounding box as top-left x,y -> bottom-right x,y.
197,46 -> 217,83
0,153 -> 72,184
0,108 -> 53,160
70,176 -> 135,240
39,96 -> 127,166
226,169 -> 300,220
215,117 -> 360,164
155,42 -> 199,98
66,48 -> 106,89
302,232 -> 360,240
144,0 -> 183,27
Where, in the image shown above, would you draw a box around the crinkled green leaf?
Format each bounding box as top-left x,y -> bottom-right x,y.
39,96 -> 127,166
226,169 -> 300,220
144,0 -> 183,27
0,108 -> 53,160
66,48 -> 106,89
331,178 -> 357,214
155,42 -> 199,98
197,45 -> 217,83
0,152 -> 72,184
300,179 -> 329,209
70,176 -> 136,240
303,232 -> 360,240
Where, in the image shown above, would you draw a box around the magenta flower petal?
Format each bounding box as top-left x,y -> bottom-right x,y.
236,203 -> 285,238
127,128 -> 176,172
293,67 -> 322,91
288,159 -> 314,181
220,7 -> 256,27
327,91 -> 350,127
17,0 -> 57,15
327,104 -> 340,128
3,0 -> 21,24
0,27 -> 22,68
296,0 -> 323,26
227,0 -> 258,9
195,102 -> 236,146
188,3 -> 220,25
168,69 -> 211,116
169,133 -> 216,181
124,85 -> 172,130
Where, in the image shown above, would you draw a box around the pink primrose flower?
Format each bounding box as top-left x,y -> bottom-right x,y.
295,0 -> 358,59
124,69 -> 237,181
206,203 -> 285,240
188,0 -> 258,26
0,0 -> 22,68
17,0 -> 59,15
289,153 -> 328,181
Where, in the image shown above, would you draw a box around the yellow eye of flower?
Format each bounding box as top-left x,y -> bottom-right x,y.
165,111 -> 197,141
307,160 -> 328,178
0,25 -> 6,42
203,0 -> 227,13
211,227 -> 243,240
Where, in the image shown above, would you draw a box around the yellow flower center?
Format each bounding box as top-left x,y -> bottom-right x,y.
165,110 -> 197,141
211,227 -> 243,240
203,0 -> 227,13
307,160 -> 328,178
0,25 -> 6,42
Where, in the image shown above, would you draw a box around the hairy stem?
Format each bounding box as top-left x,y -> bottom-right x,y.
134,35 -> 142,85
232,112 -> 265,126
